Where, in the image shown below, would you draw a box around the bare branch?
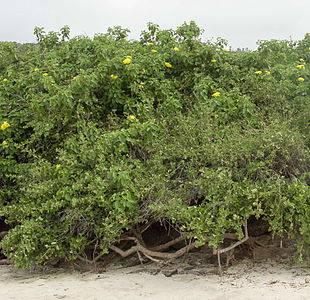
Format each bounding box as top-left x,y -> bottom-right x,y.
109,239 -> 196,261
214,222 -> 249,255
150,236 -> 185,251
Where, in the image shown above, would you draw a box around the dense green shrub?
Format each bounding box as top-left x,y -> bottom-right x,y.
0,23 -> 309,268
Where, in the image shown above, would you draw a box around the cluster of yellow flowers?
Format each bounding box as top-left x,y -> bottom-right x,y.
254,70 -> 271,75
110,74 -> 118,79
0,121 -> 10,131
297,77 -> 305,82
56,164 -> 61,169
42,73 -> 49,76
296,64 -> 305,69
212,92 -> 220,97
211,59 -> 217,63
173,47 -> 180,51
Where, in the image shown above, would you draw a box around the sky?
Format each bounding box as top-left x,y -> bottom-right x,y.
0,0 -> 309,49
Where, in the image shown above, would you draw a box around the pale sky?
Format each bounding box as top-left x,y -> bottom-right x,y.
1,0 -> 309,49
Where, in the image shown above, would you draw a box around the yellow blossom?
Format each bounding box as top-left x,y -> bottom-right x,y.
127,115 -> 136,120
56,164 -> 61,169
211,59 -> 217,63
212,92 -> 220,97
297,77 -> 305,82
0,121 -> 10,131
165,62 -> 172,68
296,64 -> 305,69
148,42 -> 154,46
110,74 -> 119,79
265,71 -> 271,75
173,47 -> 180,51
33,68 -> 39,71
299,59 -> 305,62
42,73 -> 48,76
255,71 -> 263,75
2,141 -> 8,148
150,49 -> 158,53
123,58 -> 132,64
2,78 -> 8,82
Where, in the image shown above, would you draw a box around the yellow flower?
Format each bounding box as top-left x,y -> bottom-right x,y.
211,59 -> 217,63
0,121 -> 10,131
212,92 -> 220,97
2,141 -> 8,148
265,71 -> 271,75
2,78 -> 8,82
299,59 -> 305,62
173,47 -> 180,51
42,73 -> 48,76
56,164 -> 61,169
123,58 -> 132,64
297,77 -> 305,82
110,74 -> 119,79
148,42 -> 154,46
33,68 -> 39,71
296,64 -> 305,69
255,71 -> 263,75
150,49 -> 158,53
127,115 -> 136,120
165,62 -> 172,68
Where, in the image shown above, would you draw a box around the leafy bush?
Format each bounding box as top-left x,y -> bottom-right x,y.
0,22 -> 309,268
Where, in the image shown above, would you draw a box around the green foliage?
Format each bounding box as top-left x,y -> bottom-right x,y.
0,22 -> 309,267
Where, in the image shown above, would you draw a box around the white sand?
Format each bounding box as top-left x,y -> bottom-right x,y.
0,261 -> 309,300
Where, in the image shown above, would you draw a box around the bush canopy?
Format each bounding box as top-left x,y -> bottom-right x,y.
0,22 -> 309,268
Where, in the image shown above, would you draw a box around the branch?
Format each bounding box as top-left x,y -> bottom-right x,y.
0,260 -> 12,265
109,239 -> 196,261
213,222 -> 249,255
150,236 -> 185,251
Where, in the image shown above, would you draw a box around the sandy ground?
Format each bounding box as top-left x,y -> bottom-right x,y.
0,259 -> 309,300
